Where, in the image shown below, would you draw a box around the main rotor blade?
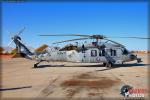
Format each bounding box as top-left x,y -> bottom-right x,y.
7,30 -> 13,39
104,38 -> 125,47
52,37 -> 90,44
39,34 -> 90,37
71,34 -> 90,37
17,27 -> 25,36
107,36 -> 150,39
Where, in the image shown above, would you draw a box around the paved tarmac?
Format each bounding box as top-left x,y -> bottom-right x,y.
0,54 -> 149,99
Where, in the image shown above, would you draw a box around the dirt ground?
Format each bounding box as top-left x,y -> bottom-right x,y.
0,54 -> 149,100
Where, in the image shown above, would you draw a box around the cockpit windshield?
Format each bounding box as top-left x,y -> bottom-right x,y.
122,48 -> 129,55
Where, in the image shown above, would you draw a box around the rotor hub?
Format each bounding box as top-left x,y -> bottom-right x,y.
91,35 -> 106,39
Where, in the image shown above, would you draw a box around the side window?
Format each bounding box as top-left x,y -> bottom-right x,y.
110,49 -> 113,56
99,51 -> 102,56
113,50 -> 116,56
110,49 -> 117,56
102,49 -> 105,56
91,50 -> 97,57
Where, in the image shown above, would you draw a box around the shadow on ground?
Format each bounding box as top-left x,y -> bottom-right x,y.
95,63 -> 149,71
33,63 -> 149,69
0,86 -> 32,91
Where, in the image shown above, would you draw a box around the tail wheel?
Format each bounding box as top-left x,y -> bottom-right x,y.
34,64 -> 37,68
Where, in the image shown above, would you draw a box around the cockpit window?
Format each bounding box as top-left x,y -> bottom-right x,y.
122,48 -> 129,55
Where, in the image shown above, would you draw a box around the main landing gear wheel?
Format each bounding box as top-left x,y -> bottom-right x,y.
103,63 -> 106,66
137,58 -> 142,63
106,62 -> 113,68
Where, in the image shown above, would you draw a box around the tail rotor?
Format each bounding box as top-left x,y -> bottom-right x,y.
7,27 -> 25,47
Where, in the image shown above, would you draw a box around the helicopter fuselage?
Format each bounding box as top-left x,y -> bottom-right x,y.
10,35 -> 142,68
33,42 -> 138,65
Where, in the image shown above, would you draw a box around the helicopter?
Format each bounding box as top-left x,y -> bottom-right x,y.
8,27 -> 149,68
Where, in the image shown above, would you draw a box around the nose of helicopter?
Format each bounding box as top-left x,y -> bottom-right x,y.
129,54 -> 137,60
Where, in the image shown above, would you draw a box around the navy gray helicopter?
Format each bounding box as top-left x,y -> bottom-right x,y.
8,27 -> 149,68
